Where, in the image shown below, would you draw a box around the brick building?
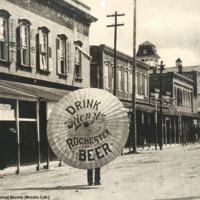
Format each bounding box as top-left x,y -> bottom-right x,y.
149,60 -> 199,146
0,0 -> 97,172
90,44 -> 155,148
137,41 -> 200,147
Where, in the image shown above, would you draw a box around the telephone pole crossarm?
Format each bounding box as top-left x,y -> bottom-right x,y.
107,23 -> 124,27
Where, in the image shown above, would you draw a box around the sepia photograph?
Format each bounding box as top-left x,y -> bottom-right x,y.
0,0 -> 200,199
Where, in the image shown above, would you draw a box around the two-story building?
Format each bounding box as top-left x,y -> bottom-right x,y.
137,41 -> 199,147
90,44 -> 155,149
149,59 -> 199,146
0,0 -> 97,171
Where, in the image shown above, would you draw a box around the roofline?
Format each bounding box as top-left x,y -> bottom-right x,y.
91,44 -> 150,69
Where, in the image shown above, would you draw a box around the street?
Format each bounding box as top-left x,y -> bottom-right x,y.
0,143 -> 200,200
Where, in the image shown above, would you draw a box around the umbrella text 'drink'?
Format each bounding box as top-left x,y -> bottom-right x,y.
47,88 -> 129,169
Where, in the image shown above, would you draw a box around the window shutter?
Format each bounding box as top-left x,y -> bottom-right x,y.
56,38 -> 61,74
9,18 -> 16,63
48,33 -> 52,72
66,40 -> 71,75
4,18 -> 9,62
30,28 -> 35,67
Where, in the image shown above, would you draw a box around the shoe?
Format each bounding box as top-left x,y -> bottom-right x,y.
88,182 -> 93,186
94,182 -> 101,185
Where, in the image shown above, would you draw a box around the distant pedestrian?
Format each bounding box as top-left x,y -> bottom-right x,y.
87,168 -> 101,185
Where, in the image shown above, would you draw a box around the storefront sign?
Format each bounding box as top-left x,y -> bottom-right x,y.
0,109 -> 15,121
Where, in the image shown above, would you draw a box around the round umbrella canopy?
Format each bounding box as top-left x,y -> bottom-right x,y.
47,88 -> 129,169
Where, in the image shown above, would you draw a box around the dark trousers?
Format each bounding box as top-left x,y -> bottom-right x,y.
87,168 -> 101,184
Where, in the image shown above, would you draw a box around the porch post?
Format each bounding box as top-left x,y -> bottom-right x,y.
16,99 -> 20,175
174,117 -> 177,144
36,100 -> 41,171
169,117 -> 172,145
46,102 -> 50,169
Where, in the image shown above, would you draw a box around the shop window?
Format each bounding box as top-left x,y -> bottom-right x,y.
57,34 -> 69,75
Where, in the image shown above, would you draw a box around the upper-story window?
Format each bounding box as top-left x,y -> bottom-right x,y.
112,65 -> 114,90
139,74 -> 143,95
0,10 -> 10,62
56,34 -> 69,75
104,63 -> 109,89
144,76 -> 148,97
174,87 -> 177,105
136,72 -> 139,94
37,27 -> 52,71
17,19 -> 31,66
118,68 -> 122,91
74,40 -> 82,80
129,71 -> 132,94
124,70 -> 128,93
177,88 -> 182,106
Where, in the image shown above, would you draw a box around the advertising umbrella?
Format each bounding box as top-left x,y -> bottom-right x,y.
47,88 -> 129,169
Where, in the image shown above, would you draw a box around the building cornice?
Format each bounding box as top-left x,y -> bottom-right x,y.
98,44 -> 150,70
32,0 -> 97,25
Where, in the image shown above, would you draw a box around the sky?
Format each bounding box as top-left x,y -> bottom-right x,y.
80,0 -> 200,67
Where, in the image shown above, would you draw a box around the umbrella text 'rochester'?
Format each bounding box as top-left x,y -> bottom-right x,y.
66,99 -> 102,115
66,129 -> 111,150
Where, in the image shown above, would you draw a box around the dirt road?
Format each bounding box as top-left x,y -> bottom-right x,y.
0,143 -> 200,200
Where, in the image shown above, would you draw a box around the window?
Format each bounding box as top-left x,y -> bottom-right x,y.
177,88 -> 182,106
129,72 -> 132,94
174,87 -> 177,105
37,27 -> 52,71
57,34 -> 68,75
137,73 -> 140,94
112,66 -> 114,90
144,76 -> 148,97
139,74 -> 143,95
0,10 -> 10,61
18,19 -> 31,66
124,71 -> 128,92
149,59 -> 154,66
104,64 -> 109,89
118,68 -> 122,91
74,40 -> 82,79
143,50 -> 147,54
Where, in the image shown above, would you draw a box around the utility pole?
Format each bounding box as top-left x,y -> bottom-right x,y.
107,11 -> 124,96
158,61 -> 165,150
132,0 -> 137,152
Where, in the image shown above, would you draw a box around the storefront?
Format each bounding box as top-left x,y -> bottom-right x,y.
0,80 -> 71,173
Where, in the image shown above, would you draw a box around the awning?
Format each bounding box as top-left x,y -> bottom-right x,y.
122,100 -> 155,113
0,80 -> 71,102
